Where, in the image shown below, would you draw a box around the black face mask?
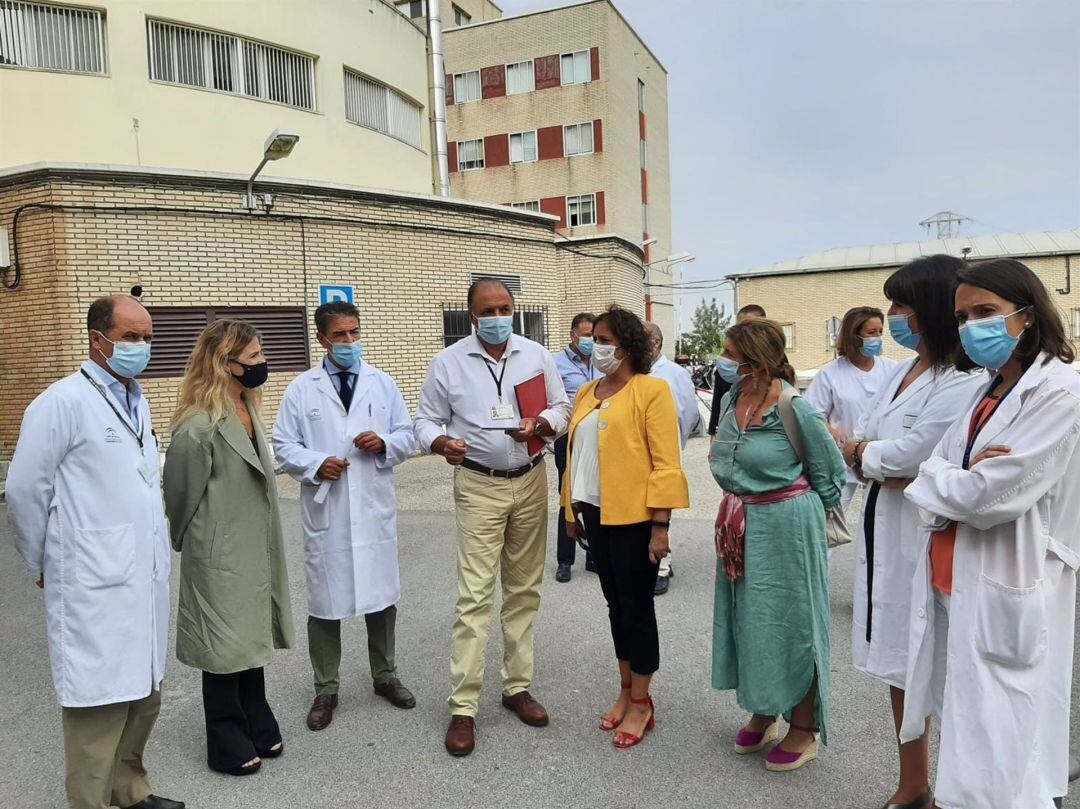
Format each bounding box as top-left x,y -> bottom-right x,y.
231,360 -> 269,389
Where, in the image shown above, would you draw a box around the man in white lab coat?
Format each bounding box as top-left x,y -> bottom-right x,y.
274,302 -> 417,732
7,296 -> 182,809
644,322 -> 700,595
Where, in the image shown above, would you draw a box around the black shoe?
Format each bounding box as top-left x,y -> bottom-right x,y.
880,792 -> 933,809
123,795 -> 187,809
584,556 -> 598,573
654,575 -> 670,596
556,563 -> 572,583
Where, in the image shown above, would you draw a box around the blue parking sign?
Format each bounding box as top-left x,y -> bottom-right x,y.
319,285 -> 354,305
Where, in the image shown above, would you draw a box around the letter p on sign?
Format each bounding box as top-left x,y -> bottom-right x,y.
319,285 -> 354,305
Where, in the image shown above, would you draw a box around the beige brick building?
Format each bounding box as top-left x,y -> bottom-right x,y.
731,230 -> 1080,372
434,0 -> 677,345
0,165 -> 644,460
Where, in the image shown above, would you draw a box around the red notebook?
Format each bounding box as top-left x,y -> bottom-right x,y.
514,373 -> 548,456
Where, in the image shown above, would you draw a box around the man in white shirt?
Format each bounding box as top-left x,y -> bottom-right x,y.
8,296 -> 182,809
644,321 -> 700,595
415,279 -> 571,757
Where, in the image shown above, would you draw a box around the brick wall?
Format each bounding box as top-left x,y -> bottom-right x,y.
0,167 -> 644,459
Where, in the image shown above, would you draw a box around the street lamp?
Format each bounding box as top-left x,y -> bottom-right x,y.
243,128 -> 300,211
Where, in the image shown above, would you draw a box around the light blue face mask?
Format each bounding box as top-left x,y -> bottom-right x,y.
888,314 -> 921,351
577,337 -> 594,356
959,307 -> 1029,370
860,337 -> 884,357
98,333 -> 151,378
715,356 -> 749,384
330,341 -> 363,367
476,315 -> 514,345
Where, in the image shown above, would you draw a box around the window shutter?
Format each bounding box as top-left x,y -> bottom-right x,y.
590,47 -> 600,80
534,54 -> 561,90
447,141 -> 458,172
229,307 -> 309,372
593,119 -> 603,153
143,308 -> 211,378
481,64 -> 506,99
445,74 -> 455,105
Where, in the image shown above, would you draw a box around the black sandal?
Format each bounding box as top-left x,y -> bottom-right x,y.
211,759 -> 262,777
258,742 -> 284,759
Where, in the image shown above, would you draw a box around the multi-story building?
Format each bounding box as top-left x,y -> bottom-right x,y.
0,0 -> 646,459
731,229 -> 1080,372
430,0 -> 678,345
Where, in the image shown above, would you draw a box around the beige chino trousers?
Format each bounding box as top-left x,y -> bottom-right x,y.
62,688 -> 160,809
448,463 -> 548,717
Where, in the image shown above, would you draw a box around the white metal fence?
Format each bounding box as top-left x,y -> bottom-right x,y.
0,0 -> 106,74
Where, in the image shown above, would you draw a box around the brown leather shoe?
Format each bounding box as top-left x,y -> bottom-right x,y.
501,691 -> 549,727
373,678 -> 416,709
445,715 -> 475,757
306,694 -> 338,731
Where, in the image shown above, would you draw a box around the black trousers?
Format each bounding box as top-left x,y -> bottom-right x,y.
578,503 -> 660,675
202,667 -> 282,772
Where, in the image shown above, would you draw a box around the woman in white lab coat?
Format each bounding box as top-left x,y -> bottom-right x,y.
804,306 -> 899,509
902,259 -> 1080,809
842,255 -> 986,809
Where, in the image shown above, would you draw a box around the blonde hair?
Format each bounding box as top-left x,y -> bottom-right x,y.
724,318 -> 796,384
174,319 -> 263,425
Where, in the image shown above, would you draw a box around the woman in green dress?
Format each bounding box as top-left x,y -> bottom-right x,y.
710,318 -> 845,772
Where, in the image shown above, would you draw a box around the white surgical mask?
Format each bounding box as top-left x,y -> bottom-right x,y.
592,343 -> 623,375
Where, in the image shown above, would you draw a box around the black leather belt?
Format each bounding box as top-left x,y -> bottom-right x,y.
461,455 -> 544,479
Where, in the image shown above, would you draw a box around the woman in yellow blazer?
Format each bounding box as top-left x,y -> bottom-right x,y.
563,306 -> 690,750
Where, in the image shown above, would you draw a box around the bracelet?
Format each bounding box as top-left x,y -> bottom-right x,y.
651,520 -> 670,528
854,441 -> 865,467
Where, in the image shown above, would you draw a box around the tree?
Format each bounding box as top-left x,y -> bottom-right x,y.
679,298 -> 730,360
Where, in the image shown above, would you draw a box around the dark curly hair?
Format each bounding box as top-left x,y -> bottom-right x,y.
593,305 -> 652,374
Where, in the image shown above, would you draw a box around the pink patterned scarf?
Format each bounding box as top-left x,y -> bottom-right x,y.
715,476 -> 812,581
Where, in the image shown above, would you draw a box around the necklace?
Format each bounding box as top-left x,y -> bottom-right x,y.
741,379 -> 774,428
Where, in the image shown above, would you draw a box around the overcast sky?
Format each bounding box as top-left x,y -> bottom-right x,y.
500,0 -> 1080,322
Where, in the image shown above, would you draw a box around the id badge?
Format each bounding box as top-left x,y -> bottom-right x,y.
490,403 -> 515,421
902,413 -> 917,429
139,456 -> 159,486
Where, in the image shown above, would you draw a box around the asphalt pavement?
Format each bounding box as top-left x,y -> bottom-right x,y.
1,436 -> 1076,808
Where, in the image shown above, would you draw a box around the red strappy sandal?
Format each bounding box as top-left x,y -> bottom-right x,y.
599,681 -> 631,731
613,696 -> 655,749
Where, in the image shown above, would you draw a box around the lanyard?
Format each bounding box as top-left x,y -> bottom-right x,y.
484,357 -> 509,400
962,375 -> 1015,469
81,369 -> 144,450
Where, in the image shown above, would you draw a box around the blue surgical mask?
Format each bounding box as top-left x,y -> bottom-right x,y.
97,333 -> 151,378
330,341 -> 363,367
577,337 -> 594,356
888,314 -> 921,351
860,337 -> 884,358
476,315 -> 514,345
959,307 -> 1029,370
715,356 -> 749,384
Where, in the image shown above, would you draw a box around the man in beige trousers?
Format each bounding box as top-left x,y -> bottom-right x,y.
7,296 -> 183,809
415,279 -> 570,757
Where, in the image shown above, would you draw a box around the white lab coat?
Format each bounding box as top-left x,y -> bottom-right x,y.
7,364 -> 170,707
851,360 -> 986,687
649,354 -> 700,448
901,355 -> 1080,809
274,361 -> 415,620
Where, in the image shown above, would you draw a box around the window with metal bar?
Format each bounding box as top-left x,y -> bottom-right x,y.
0,1 -> 106,74
147,19 -> 315,111
511,201 -> 540,212
782,322 -> 797,350
344,68 -> 422,149
142,306 -> 309,378
442,301 -> 546,347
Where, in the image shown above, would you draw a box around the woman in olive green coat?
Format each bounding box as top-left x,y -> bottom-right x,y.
163,319 -> 294,777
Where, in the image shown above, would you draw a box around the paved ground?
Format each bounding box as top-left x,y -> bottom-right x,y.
1,435 -> 1076,808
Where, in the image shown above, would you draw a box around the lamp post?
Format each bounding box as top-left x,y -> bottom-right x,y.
243,129 -> 300,212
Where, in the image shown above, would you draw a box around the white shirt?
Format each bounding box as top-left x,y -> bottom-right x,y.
569,408 -> 601,507
804,355 -> 899,440
83,358 -> 144,431
649,354 -> 700,447
414,333 -> 571,470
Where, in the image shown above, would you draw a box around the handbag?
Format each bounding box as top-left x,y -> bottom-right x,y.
775,386 -> 853,549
